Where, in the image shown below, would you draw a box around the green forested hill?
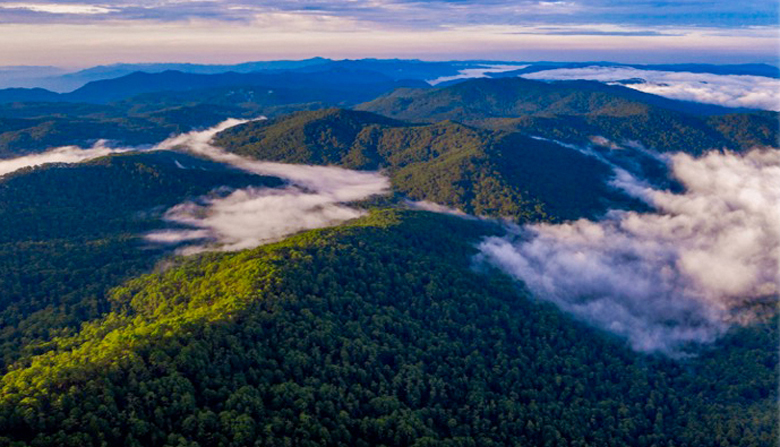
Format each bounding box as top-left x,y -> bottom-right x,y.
213,108 -> 406,166
0,151 -> 279,370
215,108 -> 644,222
705,111 -> 780,149
356,78 -> 779,154
0,210 -> 774,447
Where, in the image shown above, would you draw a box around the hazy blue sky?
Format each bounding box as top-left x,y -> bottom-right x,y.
0,0 -> 777,67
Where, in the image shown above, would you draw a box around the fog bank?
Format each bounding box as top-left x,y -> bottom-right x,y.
148,119 -> 390,252
0,141 -> 137,176
522,66 -> 780,111
477,148 -> 780,354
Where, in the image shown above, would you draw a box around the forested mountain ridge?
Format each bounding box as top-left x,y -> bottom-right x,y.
215,108 -> 645,222
0,210 -> 775,447
0,151 -> 280,370
0,68 -> 430,105
356,77 -> 779,154
0,69 -> 431,157
2,73 -> 775,160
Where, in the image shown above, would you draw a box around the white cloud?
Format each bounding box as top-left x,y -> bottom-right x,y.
155,118 -> 389,202
522,66 -> 780,111
0,2 -> 116,14
477,148 -> 780,354
0,140 -> 136,177
404,200 -> 470,217
427,64 -> 528,85
0,118 -> 389,253
149,186 -> 368,254
148,119 -> 390,252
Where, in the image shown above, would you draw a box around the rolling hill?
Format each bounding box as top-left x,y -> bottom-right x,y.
356,77 -> 779,154
214,108 -> 646,222
0,68 -> 432,157
0,104 -> 240,158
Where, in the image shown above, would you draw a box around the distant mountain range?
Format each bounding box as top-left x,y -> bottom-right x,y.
0,71 -> 775,161
0,58 -> 776,93
0,58 -> 331,92
0,68 -> 430,105
0,68 -> 429,156
0,58 -> 470,92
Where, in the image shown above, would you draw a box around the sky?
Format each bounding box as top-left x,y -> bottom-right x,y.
0,0 -> 777,67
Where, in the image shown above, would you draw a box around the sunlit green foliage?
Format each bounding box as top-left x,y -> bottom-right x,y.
0,210 -> 775,447
0,151 -> 278,370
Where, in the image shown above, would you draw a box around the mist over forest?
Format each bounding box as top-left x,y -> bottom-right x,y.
0,55 -> 776,447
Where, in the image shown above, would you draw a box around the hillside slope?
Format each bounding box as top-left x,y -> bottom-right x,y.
0,151 -> 279,369
0,103 -> 244,158
215,109 -> 644,222
0,210 -> 774,447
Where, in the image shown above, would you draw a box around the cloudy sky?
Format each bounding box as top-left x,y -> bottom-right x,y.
0,0 -> 777,67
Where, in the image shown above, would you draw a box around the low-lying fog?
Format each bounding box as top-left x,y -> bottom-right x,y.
1,117 -> 776,356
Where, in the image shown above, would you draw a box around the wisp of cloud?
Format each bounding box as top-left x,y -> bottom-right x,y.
522,66 -> 780,111
477,148 -> 780,354
427,64 -> 528,86
0,140 -> 138,177
147,187 -> 368,254
147,119 -> 390,252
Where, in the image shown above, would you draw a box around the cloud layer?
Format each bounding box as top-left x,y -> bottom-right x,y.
0,1 -> 775,28
0,1 -> 776,66
428,64 -> 528,85
522,66 -> 780,111
147,119 -> 390,252
477,148 -> 780,354
147,186 -> 368,253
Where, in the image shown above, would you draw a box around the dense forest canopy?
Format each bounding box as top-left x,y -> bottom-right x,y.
0,151 -> 279,370
0,63 -> 776,447
0,210 -> 776,447
214,108 -> 648,222
356,77 -> 779,154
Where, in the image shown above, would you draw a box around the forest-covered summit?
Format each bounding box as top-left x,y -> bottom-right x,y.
356,77 -> 779,154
